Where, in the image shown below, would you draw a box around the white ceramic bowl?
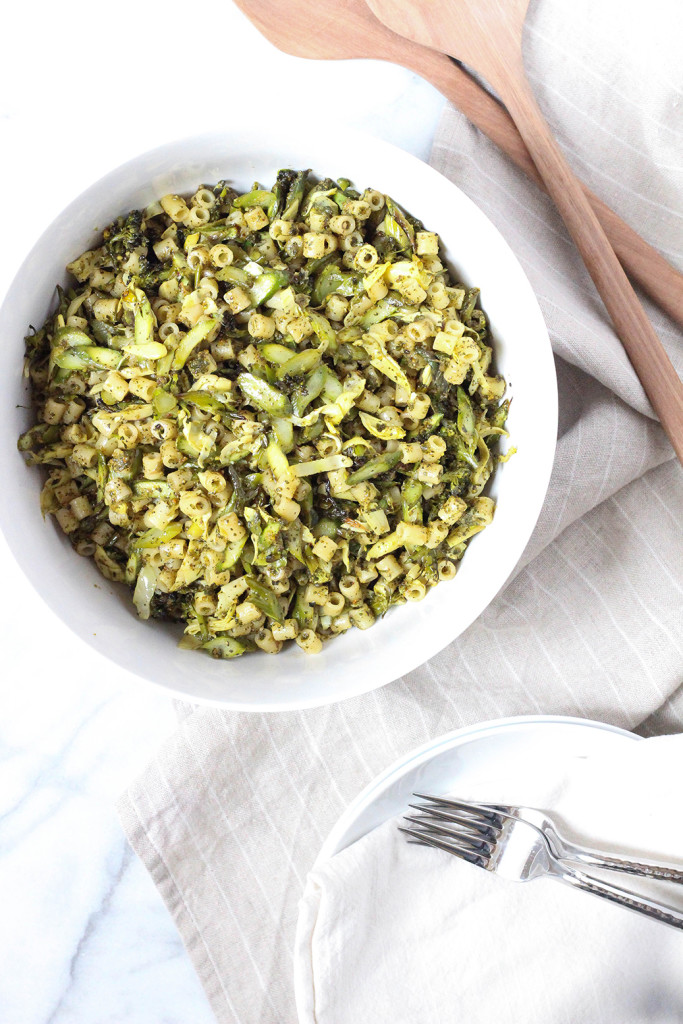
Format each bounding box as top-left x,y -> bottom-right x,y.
0,128 -> 556,710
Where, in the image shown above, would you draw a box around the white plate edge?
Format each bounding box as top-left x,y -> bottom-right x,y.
315,714 -> 638,866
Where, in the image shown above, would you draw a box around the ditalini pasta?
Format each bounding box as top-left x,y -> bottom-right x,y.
19,170 -> 512,659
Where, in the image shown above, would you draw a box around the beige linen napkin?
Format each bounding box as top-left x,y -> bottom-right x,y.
119,1 -> 683,1020
295,736 -> 683,1024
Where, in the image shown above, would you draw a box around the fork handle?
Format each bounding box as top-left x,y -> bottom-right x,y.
562,845 -> 683,884
558,868 -> 683,930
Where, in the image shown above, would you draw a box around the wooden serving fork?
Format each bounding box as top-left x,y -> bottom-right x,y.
364,0 -> 683,459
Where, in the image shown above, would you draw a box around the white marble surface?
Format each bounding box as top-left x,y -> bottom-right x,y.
0,2 -> 444,1021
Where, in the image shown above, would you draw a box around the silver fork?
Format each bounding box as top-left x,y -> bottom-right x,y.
400,800 -> 683,930
413,794 -> 683,884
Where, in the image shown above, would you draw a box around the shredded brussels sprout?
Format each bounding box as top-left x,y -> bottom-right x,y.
19,170 -> 510,659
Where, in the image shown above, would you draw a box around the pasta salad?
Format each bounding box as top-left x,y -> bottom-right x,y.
19,169 -> 511,658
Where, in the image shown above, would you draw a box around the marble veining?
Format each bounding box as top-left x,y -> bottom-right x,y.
0,656 -> 217,1024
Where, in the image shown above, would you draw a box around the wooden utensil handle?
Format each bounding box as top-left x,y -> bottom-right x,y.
501,71 -> 683,459
588,197 -> 683,330
421,56 -> 683,327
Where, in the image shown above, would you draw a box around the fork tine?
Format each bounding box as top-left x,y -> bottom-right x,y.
404,812 -> 494,849
403,815 -> 496,856
408,802 -> 503,838
413,793 -> 505,824
398,826 -> 489,867
409,817 -> 499,851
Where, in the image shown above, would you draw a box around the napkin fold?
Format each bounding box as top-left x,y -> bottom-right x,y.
119,1 -> 683,1020
295,736 -> 683,1024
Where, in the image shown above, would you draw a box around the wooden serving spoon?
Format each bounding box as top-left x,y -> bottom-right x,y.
366,0 -> 683,460
233,0 -> 683,330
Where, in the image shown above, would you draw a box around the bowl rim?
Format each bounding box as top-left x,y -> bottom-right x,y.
0,126 -> 557,710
